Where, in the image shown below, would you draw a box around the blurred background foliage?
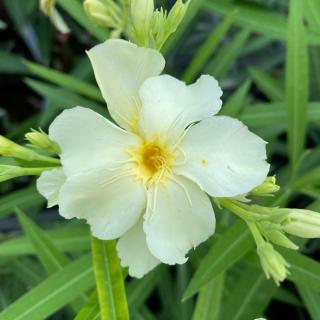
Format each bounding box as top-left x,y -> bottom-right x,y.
0,0 -> 320,319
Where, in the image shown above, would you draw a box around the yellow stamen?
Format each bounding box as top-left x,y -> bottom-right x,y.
128,139 -> 177,186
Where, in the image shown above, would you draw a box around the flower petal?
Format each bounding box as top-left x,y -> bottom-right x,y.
49,107 -> 140,176
87,39 -> 165,130
138,74 -> 222,143
144,176 -> 215,264
175,116 -> 270,197
117,218 -> 160,278
37,168 -> 66,208
58,167 -> 146,240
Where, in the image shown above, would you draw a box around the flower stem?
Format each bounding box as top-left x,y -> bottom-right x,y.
218,198 -> 260,221
90,236 -> 129,320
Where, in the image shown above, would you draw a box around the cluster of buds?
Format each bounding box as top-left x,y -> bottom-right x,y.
0,132 -> 60,183
257,242 -> 290,285
84,0 -> 124,37
83,0 -> 189,49
131,0 -> 190,49
219,176 -> 320,285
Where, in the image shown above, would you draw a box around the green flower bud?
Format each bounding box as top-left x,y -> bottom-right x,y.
150,0 -> 190,49
25,129 -> 60,154
0,165 -> 50,182
257,242 -> 289,285
164,0 -> 189,35
283,209 -> 320,238
0,165 -> 21,182
0,136 -> 36,161
0,135 -> 60,165
40,0 -> 55,14
260,226 -> 298,250
250,176 -> 280,197
131,0 -> 154,36
84,0 -> 114,27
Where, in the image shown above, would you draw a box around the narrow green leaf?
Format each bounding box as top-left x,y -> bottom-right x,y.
280,249 -> 320,293
74,267 -> 162,320
8,114 -> 40,140
183,220 -> 254,300
239,102 -> 320,127
206,29 -> 250,80
0,254 -> 94,320
204,1 -> 320,45
240,37 -> 273,56
25,79 -> 108,117
24,61 -> 104,102
16,208 -> 69,274
162,0 -> 206,55
0,186 -> 44,219
0,52 -> 30,74
3,0 -> 42,62
91,237 -> 129,320
309,47 -> 320,100
74,291 -> 99,320
249,68 -> 284,101
9,258 -> 44,286
16,208 -> 87,310
274,287 -> 303,307
192,274 -> 224,320
127,267 -> 163,312
219,79 -> 251,117
182,11 -> 237,83
286,0 -> 309,167
297,285 -> 320,320
304,0 -> 320,30
221,266 -> 276,320
0,225 -> 90,256
56,0 -> 109,42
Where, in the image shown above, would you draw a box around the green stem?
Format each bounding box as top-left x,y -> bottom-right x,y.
218,198 -> 261,221
246,221 -> 265,247
91,236 -> 129,320
0,165 -> 58,183
32,154 -> 61,165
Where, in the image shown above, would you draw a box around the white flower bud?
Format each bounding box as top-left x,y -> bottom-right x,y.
283,209 -> 320,238
257,243 -> 289,285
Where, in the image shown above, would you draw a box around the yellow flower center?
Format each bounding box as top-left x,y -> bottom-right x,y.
129,140 -> 176,186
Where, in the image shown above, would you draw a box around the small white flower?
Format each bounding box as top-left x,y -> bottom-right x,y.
37,39 -> 269,278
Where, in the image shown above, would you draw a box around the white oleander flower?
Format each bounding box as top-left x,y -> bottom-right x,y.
37,39 -> 269,278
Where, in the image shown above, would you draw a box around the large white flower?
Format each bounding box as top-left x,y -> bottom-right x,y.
37,39 -> 269,278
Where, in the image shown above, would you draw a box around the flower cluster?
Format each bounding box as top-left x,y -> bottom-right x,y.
83,0 -> 189,48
